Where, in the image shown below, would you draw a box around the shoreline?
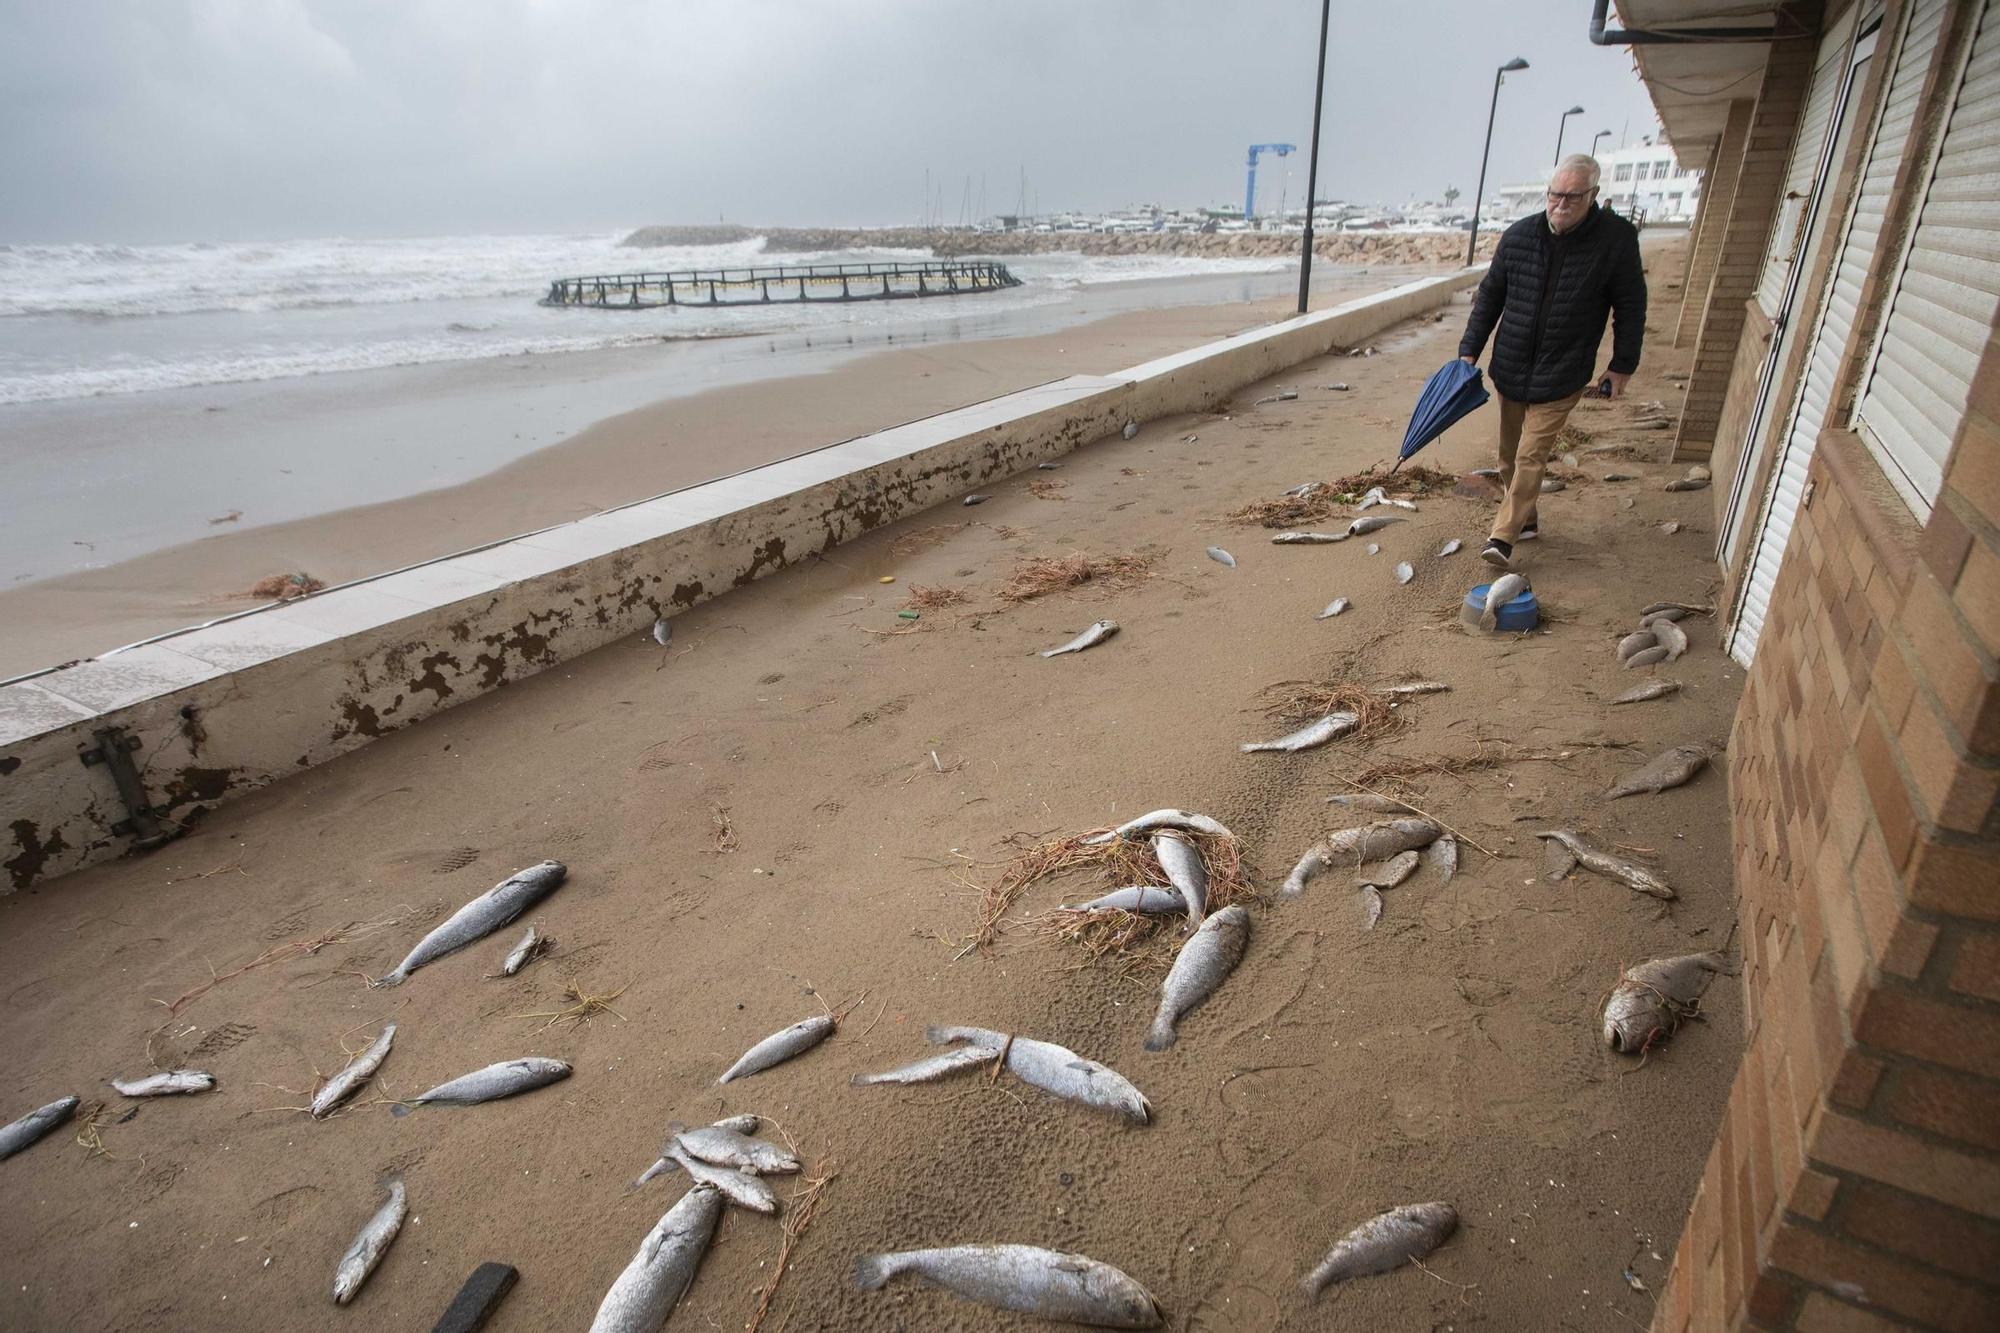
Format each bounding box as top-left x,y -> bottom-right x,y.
0,267 -> 1417,676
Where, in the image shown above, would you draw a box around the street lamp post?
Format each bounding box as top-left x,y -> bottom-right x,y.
1297,0 -> 1333,314
1555,104 -> 1585,166
1466,56 -> 1529,267
1591,128 -> 1612,157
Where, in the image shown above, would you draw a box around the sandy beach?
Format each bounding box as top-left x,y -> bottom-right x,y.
0,238 -> 1749,1331
0,266 -> 1415,678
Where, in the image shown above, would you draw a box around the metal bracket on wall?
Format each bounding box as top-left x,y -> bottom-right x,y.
79,726 -> 172,850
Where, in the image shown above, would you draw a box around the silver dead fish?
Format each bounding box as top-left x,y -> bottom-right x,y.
1438,538 -> 1462,556
929,1027 -> 1153,1124
1040,620 -> 1119,658
1378,681 -> 1450,696
1063,886 -> 1185,915
1468,467 -> 1501,478
312,1023 -> 396,1119
1537,830 -> 1675,899
1544,836 -> 1578,881
854,1244 -> 1162,1329
670,1124 -> 800,1175
1348,515 -> 1404,536
1540,478 -> 1567,493
1393,561 -> 1414,585
650,617 -> 672,647
1607,744 -> 1710,798
1642,607 -> 1690,625
1616,629 -> 1659,663
1273,531 -> 1348,544
1122,420 -> 1139,439
1625,644 -> 1671,669
333,1178 -> 407,1305
667,1142 -> 778,1214
850,1044 -> 1003,1086
632,1115 -> 770,1188
1281,481 -> 1325,498
1612,679 -> 1681,705
1146,904 -> 1249,1050
376,860 -> 568,986
1381,497 -> 1420,511
1205,547 -> 1237,568
1422,834 -> 1459,885
589,1185 -> 724,1333
963,493 -> 990,506
1241,711 -> 1359,754
1653,617 -> 1690,662
1664,477 -> 1710,491
1082,809 -> 1235,846
391,1057 -> 571,1115
1480,573 -> 1530,630
500,925 -> 550,977
1355,850 -> 1419,890
1316,597 -> 1350,619
1603,953 -> 1726,1053
111,1070 -> 216,1098
1282,817 -> 1441,895
1152,833 -> 1208,925
717,1013 -> 836,1084
1301,1202 -> 1458,1298
0,1096 -> 77,1161
1366,542 -> 1380,556
1642,600 -> 1711,616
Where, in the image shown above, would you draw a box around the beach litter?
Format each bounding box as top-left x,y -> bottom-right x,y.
246,572 -> 325,601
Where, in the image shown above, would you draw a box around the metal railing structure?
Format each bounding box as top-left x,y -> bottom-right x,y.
541,260 -> 1022,309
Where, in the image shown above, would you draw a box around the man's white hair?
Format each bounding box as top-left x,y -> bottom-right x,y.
1552,154 -> 1602,189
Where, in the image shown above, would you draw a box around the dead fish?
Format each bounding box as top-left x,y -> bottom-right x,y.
963,493 -> 992,507
1315,597 -> 1350,619
1480,573 -> 1530,630
1205,547 -> 1237,568
1065,885 -> 1186,915
1122,421 -> 1139,440
1301,1202 -> 1458,1298
111,1070 -> 216,1098
589,1184 -> 724,1333
710,1113 -> 760,1135
718,1013 -> 835,1084
313,1024 -> 396,1119
1146,904 -> 1249,1050
1602,953 -> 1726,1053
929,1027 -> 1153,1124
1281,482 -> 1326,498
854,1245 -> 1162,1329
1468,467 -> 1500,478
1381,498 -> 1419,511
1353,486 -> 1385,511
500,925 -> 550,977
1253,389 -> 1299,405
1083,809 -> 1234,846
1607,744 -> 1710,799
1544,837 -> 1578,881
1036,462 -> 1061,470
1641,607 -> 1690,625
0,1096 -> 78,1161
1241,711 -> 1359,754
376,860 -> 567,986
1361,886 -> 1384,929
1641,601 -> 1709,616
632,1116 -> 774,1189
851,1044 -> 1002,1086
1040,620 -> 1119,658
1604,471 -> 1637,481
1366,542 -> 1380,556
1282,817 -> 1441,895
1326,793 -> 1413,814
1326,382 -> 1349,391
650,617 -> 672,647
1540,478 -> 1567,493
1153,833 -> 1209,925
1349,515 -> 1403,536
1665,477 -> 1710,491
1379,681 -> 1450,696
391,1057 -> 571,1115
1422,835 -> 1459,885
1273,531 -> 1348,544
1612,679 -> 1681,705
1355,850 -> 1419,889
1393,561 -> 1414,585
1616,629 -> 1659,662
1661,521 -> 1682,535
1653,617 -> 1690,662
1438,539 -> 1462,557
1538,830 -> 1675,899
333,1178 -> 407,1305
1625,644 -> 1670,669
667,1142 -> 778,1214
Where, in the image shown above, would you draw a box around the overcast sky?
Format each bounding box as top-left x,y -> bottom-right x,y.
0,0 -> 1664,243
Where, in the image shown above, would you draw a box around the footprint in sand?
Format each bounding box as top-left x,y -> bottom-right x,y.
431,846 -> 479,874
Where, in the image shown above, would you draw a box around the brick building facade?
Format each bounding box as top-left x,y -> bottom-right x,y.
1614,2 -> 2000,1328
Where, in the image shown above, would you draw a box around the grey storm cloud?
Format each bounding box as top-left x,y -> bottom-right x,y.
0,0 -> 1663,242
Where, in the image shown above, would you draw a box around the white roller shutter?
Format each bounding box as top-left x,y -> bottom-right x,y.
1732,0 -> 1946,664
1757,7 -> 1863,315
1855,0 -> 2000,518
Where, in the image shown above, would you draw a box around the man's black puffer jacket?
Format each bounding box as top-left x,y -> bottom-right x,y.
1459,205 -> 1647,403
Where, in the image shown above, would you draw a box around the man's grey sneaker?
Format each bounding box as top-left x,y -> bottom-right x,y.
1518,522 -> 1539,542
1480,539 -> 1514,568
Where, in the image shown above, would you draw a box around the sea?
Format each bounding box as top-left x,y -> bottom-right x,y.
0,230 -> 1297,406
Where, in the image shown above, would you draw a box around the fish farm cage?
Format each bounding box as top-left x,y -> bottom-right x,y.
541,260 -> 1022,309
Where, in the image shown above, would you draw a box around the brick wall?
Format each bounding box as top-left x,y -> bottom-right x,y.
1651,312 -> 2000,1329
1679,102 -> 1754,350
1677,24 -> 1819,459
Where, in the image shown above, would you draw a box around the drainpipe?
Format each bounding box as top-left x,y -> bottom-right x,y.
1587,0 -> 1809,45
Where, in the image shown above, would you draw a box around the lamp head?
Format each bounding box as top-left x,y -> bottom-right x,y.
1501,57 -> 1530,73
1565,104 -> 1585,115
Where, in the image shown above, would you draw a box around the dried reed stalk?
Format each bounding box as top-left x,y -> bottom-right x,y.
902,584 -> 970,611
995,552 -> 1151,603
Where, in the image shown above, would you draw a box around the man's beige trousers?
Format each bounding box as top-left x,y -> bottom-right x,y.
1492,389 -> 1585,544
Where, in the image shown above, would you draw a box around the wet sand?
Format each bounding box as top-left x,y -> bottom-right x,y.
0,238 -> 1745,1332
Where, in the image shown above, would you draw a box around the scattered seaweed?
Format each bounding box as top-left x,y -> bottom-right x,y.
1228,465 -> 1457,528
1027,479 -> 1069,501
245,572 -> 325,600
995,551 -> 1152,604
515,980 -> 628,1033
709,804 -> 740,853
902,584 -> 970,611
1252,679 -> 1408,735
745,1152 -> 837,1333
1555,424 -> 1594,451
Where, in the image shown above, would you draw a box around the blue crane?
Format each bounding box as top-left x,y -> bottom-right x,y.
1244,143 -> 1297,221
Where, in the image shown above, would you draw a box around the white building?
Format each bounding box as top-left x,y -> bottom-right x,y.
1491,139 -> 1703,225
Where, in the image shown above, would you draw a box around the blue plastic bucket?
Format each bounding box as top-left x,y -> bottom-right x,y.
1464,581 -> 1540,632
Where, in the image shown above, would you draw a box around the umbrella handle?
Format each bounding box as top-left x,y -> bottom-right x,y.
1388,457 -> 1403,474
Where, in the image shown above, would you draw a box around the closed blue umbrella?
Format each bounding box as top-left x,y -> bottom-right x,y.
1394,359 -> 1490,472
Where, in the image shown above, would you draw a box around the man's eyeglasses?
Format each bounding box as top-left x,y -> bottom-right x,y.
1548,188 -> 1597,204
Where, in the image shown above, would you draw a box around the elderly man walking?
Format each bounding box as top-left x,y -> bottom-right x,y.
1458,154 -> 1647,568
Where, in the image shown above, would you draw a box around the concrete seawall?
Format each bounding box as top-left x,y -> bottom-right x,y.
0,267 -> 1481,892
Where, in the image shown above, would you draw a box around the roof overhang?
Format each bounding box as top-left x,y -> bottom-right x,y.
1609,2 -> 1788,168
